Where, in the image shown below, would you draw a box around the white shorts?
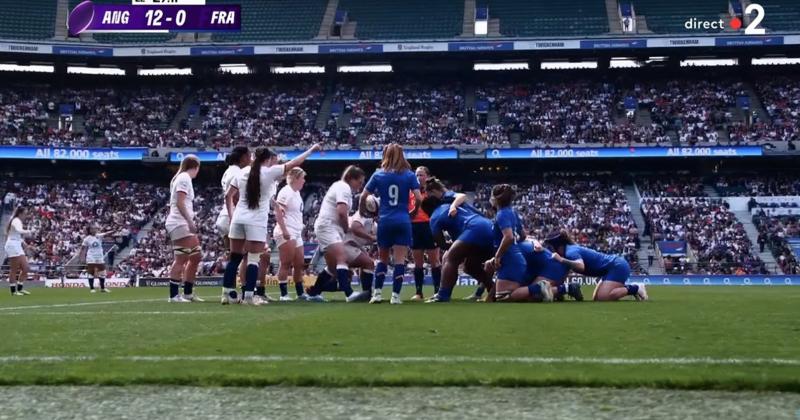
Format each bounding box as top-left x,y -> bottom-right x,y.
166,224 -> 193,242
274,229 -> 304,248
314,222 -> 345,251
86,257 -> 105,265
4,240 -> 24,258
215,214 -> 230,237
229,223 -> 268,242
344,243 -> 365,264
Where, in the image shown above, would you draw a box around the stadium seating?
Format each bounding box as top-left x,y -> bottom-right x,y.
212,0 -> 327,42
480,0 -> 608,37
754,214 -> 800,274
759,0 -> 800,32
0,87 -> 88,147
641,197 -> 766,275
714,175 -> 800,197
337,0 -> 463,40
632,0 -> 728,34
0,0 -> 55,40
637,176 -> 707,198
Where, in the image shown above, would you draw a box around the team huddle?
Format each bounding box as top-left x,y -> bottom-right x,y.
4,142 -> 649,304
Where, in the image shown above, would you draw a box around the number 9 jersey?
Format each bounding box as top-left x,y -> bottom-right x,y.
364,169 -> 420,249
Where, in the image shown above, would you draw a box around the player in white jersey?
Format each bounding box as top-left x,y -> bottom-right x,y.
306,165 -> 368,302
221,144 -> 318,306
79,225 -> 117,293
4,207 -> 32,296
342,195 -> 379,300
216,146 -> 251,243
165,154 -> 203,303
274,167 -> 309,301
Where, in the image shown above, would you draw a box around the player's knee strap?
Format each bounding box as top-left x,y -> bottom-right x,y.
189,246 -> 201,256
174,246 -> 193,256
247,252 -> 261,265
495,290 -> 512,301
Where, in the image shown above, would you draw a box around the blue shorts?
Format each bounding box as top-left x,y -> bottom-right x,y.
600,257 -> 631,284
530,257 -> 570,284
377,221 -> 412,249
496,249 -> 528,283
457,218 -> 493,247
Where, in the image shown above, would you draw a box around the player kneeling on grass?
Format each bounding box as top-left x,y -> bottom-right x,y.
519,239 -> 583,302
80,225 -> 116,293
485,185 -> 552,303
543,229 -> 648,301
166,155 -> 203,303
306,165 -> 369,302
421,195 -> 494,303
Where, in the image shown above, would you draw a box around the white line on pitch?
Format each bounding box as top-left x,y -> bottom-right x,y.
2,311 -> 215,316
0,296 -> 217,311
1,355 -> 798,366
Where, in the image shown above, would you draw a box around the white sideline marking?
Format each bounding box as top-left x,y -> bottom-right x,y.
0,298 -> 164,311
3,311 -> 213,316
0,355 -> 798,366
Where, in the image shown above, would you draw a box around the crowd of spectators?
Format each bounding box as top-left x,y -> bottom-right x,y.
714,174 -> 800,196
754,215 -> 800,275
637,176 -> 707,198
641,197 -> 766,274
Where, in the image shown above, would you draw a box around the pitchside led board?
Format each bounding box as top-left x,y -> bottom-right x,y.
67,0 -> 241,37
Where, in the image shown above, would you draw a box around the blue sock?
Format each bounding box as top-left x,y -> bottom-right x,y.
322,278 -> 339,292
88,278 -> 95,290
169,280 -> 181,298
223,253 -> 244,289
528,283 -> 542,298
626,284 -> 639,296
437,287 -> 452,302
99,278 -> 105,290
360,271 -> 374,293
413,267 -> 424,295
556,284 -> 567,297
431,266 -> 441,293
475,286 -> 485,297
256,286 -> 266,297
279,283 -> 289,296
295,282 -> 305,296
375,262 -> 387,290
337,267 -> 353,296
392,264 -> 406,295
184,282 -> 194,296
244,264 -> 258,294
17,284 -> 23,292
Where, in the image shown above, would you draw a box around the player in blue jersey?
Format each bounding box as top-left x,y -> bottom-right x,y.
543,229 -> 648,301
359,143 -> 422,305
485,184 -> 552,302
420,194 -> 494,303
518,240 -> 583,301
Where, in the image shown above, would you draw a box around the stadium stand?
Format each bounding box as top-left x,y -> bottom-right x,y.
759,0 -> 800,32
67,0 -> 175,43
754,214 -> 800,274
637,176 -> 707,198
480,0 -> 609,37
212,0 -> 327,42
641,197 -> 766,275
0,0 -> 56,40
337,0 -> 463,40
632,0 -> 728,34
714,175 -> 800,196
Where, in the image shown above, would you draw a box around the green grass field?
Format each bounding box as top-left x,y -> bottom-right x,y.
1,286 -> 799,392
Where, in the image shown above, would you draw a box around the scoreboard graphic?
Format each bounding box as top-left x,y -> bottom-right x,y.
67,0 -> 240,36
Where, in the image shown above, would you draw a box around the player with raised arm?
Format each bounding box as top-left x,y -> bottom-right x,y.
165,155 -> 203,303
544,229 -> 648,301
79,225 -> 117,293
305,165 -> 367,302
273,167 -> 309,301
4,207 -> 32,296
360,143 -> 422,305
222,144 -> 318,306
485,184 -> 552,302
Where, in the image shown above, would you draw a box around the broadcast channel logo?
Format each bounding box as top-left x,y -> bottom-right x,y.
684,3 -> 765,34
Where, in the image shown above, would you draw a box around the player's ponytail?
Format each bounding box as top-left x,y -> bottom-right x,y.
6,207 -> 25,234
246,147 -> 275,210
172,154 -> 200,184
425,177 -> 446,194
491,184 -> 515,208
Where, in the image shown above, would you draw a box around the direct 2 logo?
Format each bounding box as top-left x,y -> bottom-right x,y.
684,3 -> 766,35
